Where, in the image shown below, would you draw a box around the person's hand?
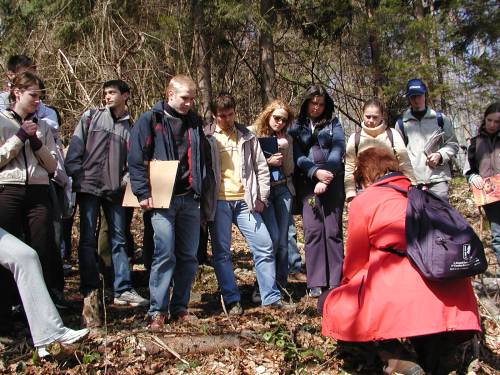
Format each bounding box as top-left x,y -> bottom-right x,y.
426,152 -> 442,168
314,182 -> 328,195
315,169 -> 333,184
21,120 -> 38,137
139,197 -> 153,210
267,153 -> 283,167
253,199 -> 265,213
470,175 -> 484,190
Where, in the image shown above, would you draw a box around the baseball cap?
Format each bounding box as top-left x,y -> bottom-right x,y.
405,78 -> 427,97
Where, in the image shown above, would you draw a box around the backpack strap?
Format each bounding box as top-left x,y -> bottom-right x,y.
354,129 -> 361,155
436,111 -> 444,130
378,182 -> 408,195
385,128 -> 397,155
396,117 -> 407,145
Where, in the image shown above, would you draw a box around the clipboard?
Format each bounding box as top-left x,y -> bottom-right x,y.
122,160 -> 179,208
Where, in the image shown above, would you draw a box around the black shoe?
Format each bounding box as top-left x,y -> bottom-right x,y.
268,300 -> 295,310
50,289 -> 72,310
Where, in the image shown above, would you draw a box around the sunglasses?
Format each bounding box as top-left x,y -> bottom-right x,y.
272,114 -> 288,123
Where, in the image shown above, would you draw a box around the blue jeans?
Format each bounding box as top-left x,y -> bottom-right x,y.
149,194 -> 200,316
287,217 -> 303,273
210,200 -> 281,306
483,201 -> 500,266
261,184 -> 292,287
78,193 -> 131,296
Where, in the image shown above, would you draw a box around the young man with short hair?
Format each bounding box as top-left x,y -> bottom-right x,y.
396,78 -> 459,200
65,80 -> 148,328
205,93 -> 290,315
128,75 -> 212,329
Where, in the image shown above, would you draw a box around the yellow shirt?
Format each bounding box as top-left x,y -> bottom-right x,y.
214,125 -> 245,200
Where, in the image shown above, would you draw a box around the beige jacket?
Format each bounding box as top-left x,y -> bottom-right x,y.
345,122 -> 415,200
205,123 -> 270,221
0,110 -> 57,185
247,125 -> 295,196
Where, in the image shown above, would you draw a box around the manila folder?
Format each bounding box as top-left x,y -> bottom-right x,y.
122,160 -> 179,208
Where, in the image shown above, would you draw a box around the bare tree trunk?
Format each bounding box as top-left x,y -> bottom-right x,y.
259,0 -> 276,106
192,0 -> 213,124
430,1 -> 447,112
365,0 -> 384,98
413,0 -> 435,107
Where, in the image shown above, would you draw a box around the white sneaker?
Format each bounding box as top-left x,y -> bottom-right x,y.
37,328 -> 89,358
114,289 -> 149,307
57,328 -> 90,344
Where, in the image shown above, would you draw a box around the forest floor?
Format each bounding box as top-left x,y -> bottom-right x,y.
0,177 -> 499,374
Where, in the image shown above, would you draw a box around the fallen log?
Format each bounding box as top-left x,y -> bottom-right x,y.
138,333 -> 242,356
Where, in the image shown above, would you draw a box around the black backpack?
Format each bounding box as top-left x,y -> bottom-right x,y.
379,183 -> 487,281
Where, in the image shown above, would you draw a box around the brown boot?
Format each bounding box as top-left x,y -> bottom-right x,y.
81,290 -> 102,328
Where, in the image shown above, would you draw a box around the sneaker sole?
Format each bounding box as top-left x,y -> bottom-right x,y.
113,299 -> 149,307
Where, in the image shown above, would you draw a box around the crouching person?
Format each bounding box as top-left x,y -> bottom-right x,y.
321,147 -> 481,374
65,80 -> 148,328
206,93 -> 291,315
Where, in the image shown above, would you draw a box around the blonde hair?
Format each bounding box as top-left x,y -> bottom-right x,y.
252,100 -> 294,137
166,74 -> 196,94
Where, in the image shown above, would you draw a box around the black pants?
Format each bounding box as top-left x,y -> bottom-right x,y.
0,184 -> 64,292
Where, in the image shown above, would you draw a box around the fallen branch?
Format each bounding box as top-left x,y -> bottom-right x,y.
138,333 -> 241,356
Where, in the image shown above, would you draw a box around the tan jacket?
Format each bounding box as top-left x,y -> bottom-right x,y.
0,110 -> 57,185
205,123 -> 270,221
247,125 -> 295,196
345,122 -> 415,200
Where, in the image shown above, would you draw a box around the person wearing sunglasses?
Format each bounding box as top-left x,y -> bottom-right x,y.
250,100 -> 296,302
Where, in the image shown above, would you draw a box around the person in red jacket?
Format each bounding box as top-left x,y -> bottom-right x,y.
321,147 -> 481,375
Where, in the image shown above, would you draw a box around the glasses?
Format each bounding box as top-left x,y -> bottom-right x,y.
272,114 -> 288,123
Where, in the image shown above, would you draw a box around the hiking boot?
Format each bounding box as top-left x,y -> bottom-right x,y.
251,284 -> 261,304
81,290 -> 102,328
149,312 -> 166,331
114,289 -> 149,307
383,358 -> 425,375
268,299 -> 295,310
50,288 -> 72,310
171,310 -> 198,323
226,301 -> 244,316
288,272 -> 307,283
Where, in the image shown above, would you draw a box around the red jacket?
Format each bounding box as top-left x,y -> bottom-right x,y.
322,174 -> 481,341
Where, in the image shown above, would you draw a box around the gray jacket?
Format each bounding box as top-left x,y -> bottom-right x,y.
396,108 -> 459,184
65,107 -> 131,201
205,123 -> 270,221
0,110 -> 57,185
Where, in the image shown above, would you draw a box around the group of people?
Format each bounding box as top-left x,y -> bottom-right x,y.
0,53 -> 498,373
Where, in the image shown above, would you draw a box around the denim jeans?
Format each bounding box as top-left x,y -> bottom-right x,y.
149,194 -> 200,316
261,184 -> 292,287
210,200 -> 281,306
483,201 -> 500,266
287,217 -> 303,273
78,193 -> 131,296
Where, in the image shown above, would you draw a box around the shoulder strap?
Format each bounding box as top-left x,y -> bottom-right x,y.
436,112 -> 444,130
385,127 -> 396,155
396,117 -> 407,145
377,182 -> 408,195
354,129 -> 361,155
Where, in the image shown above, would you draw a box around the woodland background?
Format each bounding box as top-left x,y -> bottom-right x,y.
0,0 -> 498,142
0,1 -> 499,374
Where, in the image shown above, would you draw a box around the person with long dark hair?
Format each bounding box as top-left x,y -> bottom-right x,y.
288,84 -> 345,297
464,102 -> 500,275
